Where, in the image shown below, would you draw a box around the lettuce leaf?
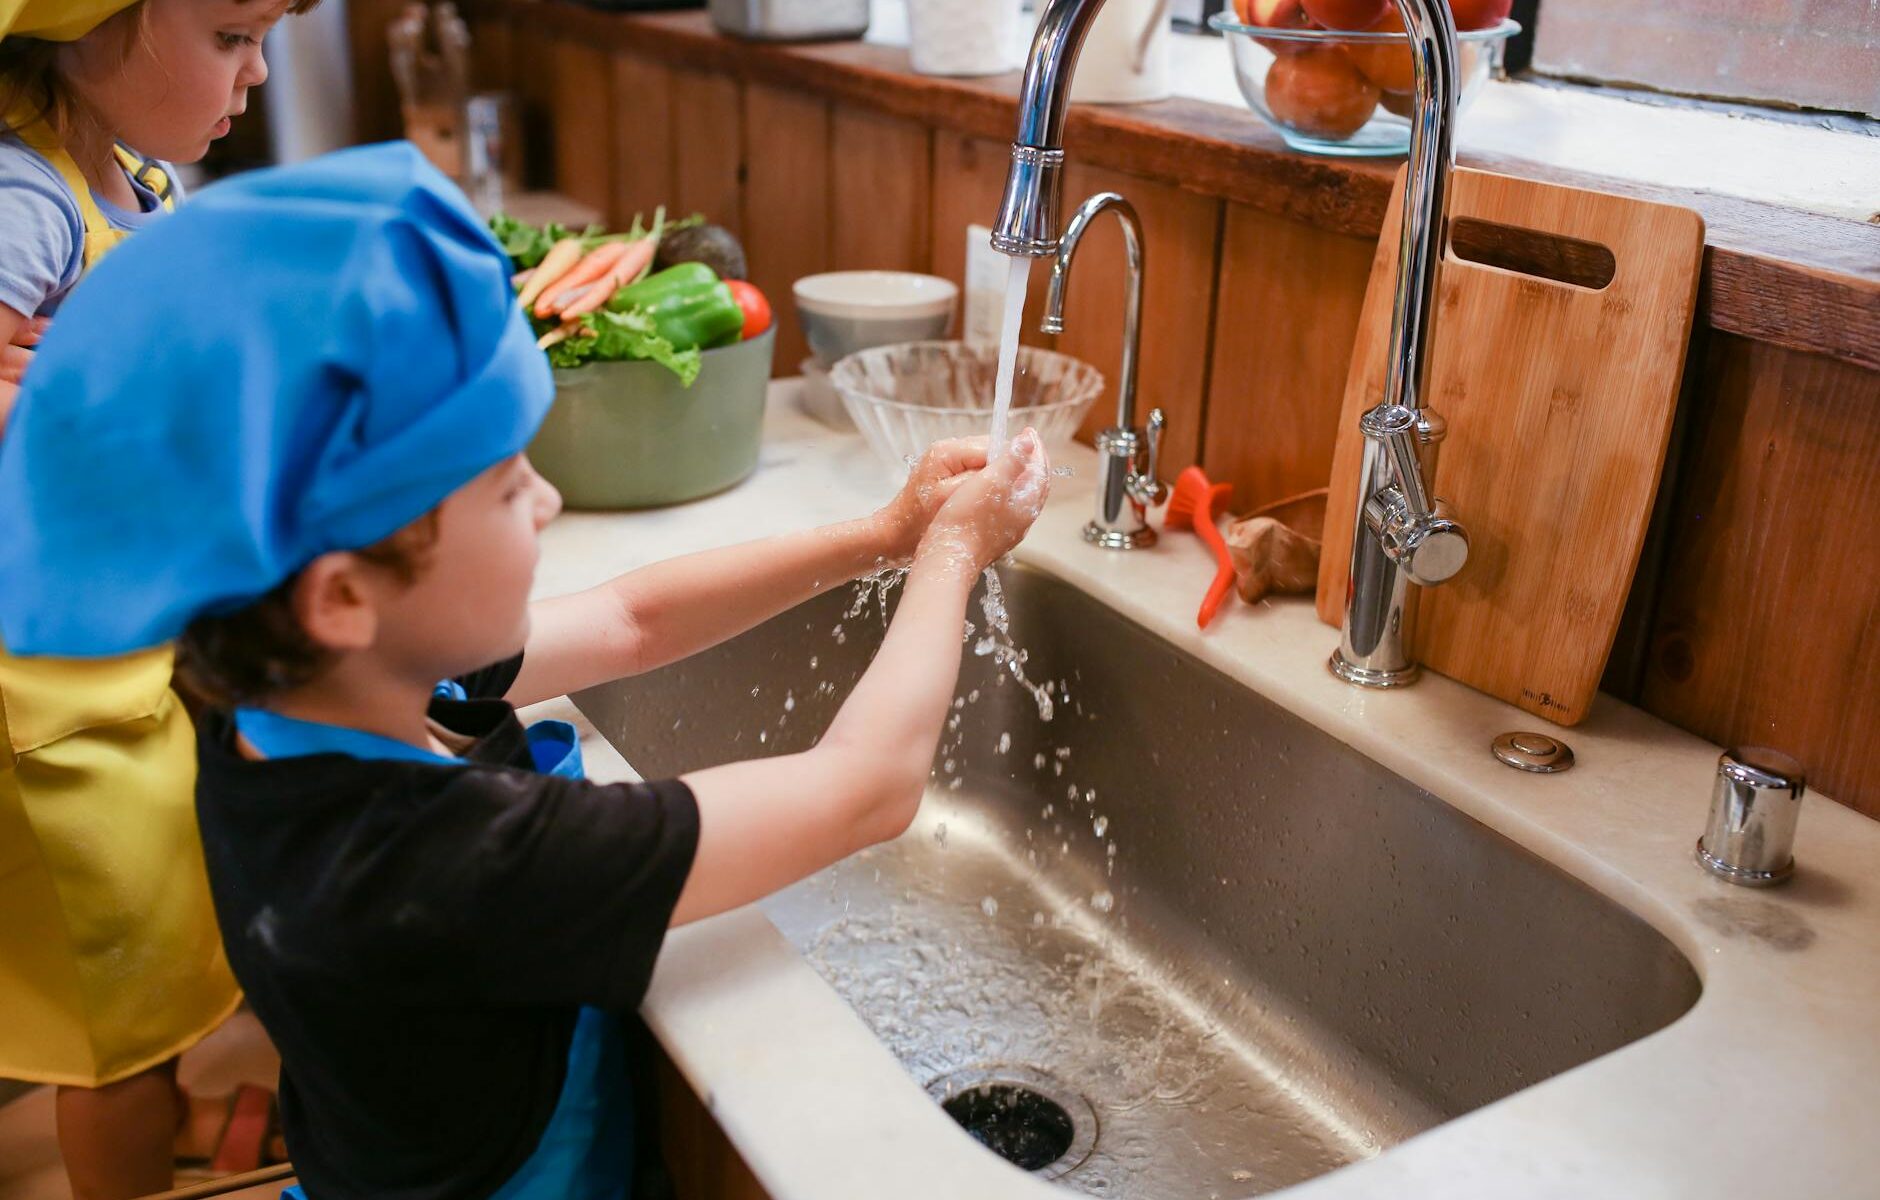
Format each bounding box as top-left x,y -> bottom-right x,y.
545,308 -> 702,386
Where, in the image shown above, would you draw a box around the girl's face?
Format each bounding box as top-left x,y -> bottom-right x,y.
60,0 -> 290,163
373,455 -> 565,686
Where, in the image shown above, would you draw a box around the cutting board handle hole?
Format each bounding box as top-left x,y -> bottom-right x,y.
1448,218 -> 1617,291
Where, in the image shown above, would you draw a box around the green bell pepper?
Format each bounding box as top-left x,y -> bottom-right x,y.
607,262 -> 745,352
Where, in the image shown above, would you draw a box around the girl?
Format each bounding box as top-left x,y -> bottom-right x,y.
0,142 -> 1051,1199
0,0 -> 306,1194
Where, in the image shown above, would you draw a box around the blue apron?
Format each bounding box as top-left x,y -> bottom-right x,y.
236,700 -> 635,1200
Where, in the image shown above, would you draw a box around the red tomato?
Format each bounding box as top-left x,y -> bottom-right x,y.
725,280 -> 772,340
1264,47 -> 1380,139
1448,0 -> 1512,30
1299,0 -> 1390,31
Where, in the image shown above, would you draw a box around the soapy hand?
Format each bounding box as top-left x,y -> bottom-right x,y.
916,427 -> 1051,576
876,436 -> 993,562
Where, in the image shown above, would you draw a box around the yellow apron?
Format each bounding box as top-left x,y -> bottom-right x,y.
0,107 -> 239,1087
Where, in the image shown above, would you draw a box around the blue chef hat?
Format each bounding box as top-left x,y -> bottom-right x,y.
0,142 -> 552,657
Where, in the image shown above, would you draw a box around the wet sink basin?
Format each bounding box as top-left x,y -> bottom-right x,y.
573,563 -> 1700,1197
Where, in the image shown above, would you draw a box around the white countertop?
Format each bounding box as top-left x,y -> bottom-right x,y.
532,382 -> 1880,1200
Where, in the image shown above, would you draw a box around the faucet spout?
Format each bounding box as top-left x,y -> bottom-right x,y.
990,0 -> 1113,256
1330,0 -> 1468,688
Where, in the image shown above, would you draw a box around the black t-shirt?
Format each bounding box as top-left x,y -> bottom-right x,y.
194,656 -> 700,1200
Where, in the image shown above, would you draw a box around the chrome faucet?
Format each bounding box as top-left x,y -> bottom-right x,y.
1327,0 -> 1470,688
988,0 -> 1102,257
1041,192 -> 1166,549
991,0 -> 1466,624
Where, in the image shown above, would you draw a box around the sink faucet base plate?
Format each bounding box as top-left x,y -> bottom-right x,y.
1329,649 -> 1420,689
1084,521 -> 1156,550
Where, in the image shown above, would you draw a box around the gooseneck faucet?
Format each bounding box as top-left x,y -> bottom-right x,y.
1327,0 -> 1470,688
1041,192 -> 1166,548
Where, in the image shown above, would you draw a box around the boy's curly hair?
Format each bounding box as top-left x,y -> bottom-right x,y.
0,0 -> 324,147
176,512 -> 440,709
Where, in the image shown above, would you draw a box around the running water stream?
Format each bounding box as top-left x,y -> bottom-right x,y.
987,254 -> 1031,459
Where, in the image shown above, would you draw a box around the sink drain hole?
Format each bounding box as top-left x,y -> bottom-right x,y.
943,1085 -> 1075,1171
926,1064 -> 1097,1179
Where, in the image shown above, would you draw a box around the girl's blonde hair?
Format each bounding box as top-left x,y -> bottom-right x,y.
0,0 -> 321,146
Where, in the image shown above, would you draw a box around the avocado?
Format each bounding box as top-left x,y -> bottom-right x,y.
655,224 -> 748,281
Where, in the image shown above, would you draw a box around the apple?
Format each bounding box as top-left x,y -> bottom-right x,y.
1344,9 -> 1415,94
1264,47 -> 1381,140
1448,0 -> 1512,31
1299,0 -> 1391,31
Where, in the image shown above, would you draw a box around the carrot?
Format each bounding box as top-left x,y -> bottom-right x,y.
511,268 -> 534,289
535,240 -> 636,319
516,238 -> 584,310
555,238 -> 660,320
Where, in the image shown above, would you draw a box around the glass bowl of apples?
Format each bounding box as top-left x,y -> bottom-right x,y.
1211,0 -> 1518,157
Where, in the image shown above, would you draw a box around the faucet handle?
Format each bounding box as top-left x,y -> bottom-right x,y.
1129,407 -> 1167,507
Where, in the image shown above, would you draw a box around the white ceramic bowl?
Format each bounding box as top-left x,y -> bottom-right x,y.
793,271 -> 959,366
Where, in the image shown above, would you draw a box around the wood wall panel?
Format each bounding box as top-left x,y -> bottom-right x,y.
1055,163 -> 1222,474
671,69 -> 746,236
1640,336 -> 1880,816
549,40 -> 617,220
1203,204 -> 1375,514
610,54 -> 675,226
829,109 -> 932,273
741,84 -> 831,374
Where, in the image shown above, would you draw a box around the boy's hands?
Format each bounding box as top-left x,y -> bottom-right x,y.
915,428 -> 1051,577
874,437 -> 991,563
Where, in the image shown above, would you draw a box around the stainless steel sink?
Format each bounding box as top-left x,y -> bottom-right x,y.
573,563 -> 1700,1198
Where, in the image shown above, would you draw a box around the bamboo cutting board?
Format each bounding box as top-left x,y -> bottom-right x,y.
1314,167 -> 1704,726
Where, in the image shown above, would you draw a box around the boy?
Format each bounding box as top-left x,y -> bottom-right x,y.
0,142 -> 1050,1198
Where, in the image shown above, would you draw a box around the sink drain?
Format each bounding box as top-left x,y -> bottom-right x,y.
926,1065 -> 1097,1179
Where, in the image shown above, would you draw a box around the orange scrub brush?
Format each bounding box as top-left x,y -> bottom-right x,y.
1163,465 -> 1236,629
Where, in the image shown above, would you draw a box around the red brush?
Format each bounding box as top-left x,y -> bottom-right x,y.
1163,465 -> 1237,629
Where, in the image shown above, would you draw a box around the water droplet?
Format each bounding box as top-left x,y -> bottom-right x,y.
997,732 -> 1011,754
1084,788 -> 1096,805
1033,752 -> 1047,769
943,758 -> 956,774
783,692 -> 796,712
1230,1169 -> 1254,1183
1067,784 -> 1078,800
1055,746 -> 1072,760
1093,815 -> 1109,838
808,655 -> 818,670
1041,803 -> 1054,818
758,729 -> 767,743
933,822 -> 948,848
750,686 -> 760,697
980,896 -> 998,917
1091,890 -> 1115,913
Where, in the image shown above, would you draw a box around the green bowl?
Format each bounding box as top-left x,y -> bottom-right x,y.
530,327 -> 776,509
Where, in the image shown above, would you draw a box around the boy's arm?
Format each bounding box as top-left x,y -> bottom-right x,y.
506,513 -> 895,708
669,555 -> 977,924
505,439 -> 988,708
668,433 -> 1049,926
